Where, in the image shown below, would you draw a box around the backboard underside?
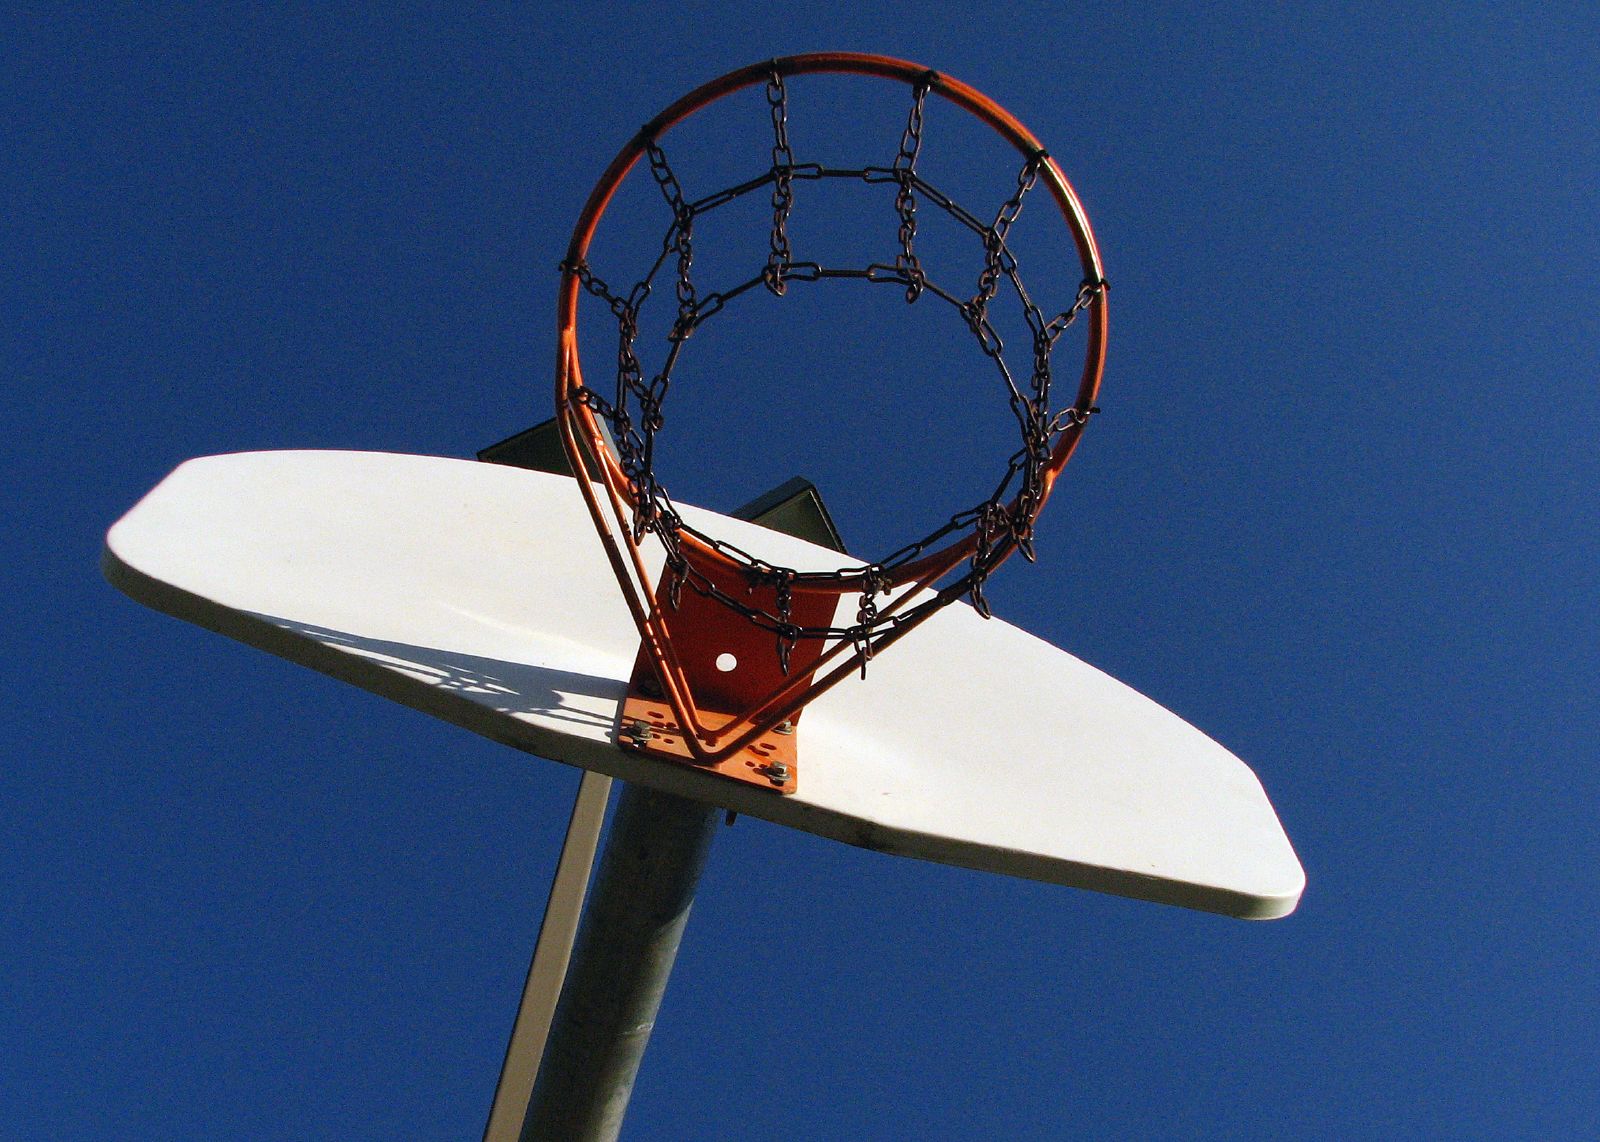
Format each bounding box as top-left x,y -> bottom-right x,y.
103,451 -> 1304,919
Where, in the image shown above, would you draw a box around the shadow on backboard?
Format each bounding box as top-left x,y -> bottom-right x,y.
249,614 -> 623,734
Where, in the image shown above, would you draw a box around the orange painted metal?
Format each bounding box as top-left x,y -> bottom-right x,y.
613,544 -> 839,793
618,691 -> 800,794
556,53 -> 1109,774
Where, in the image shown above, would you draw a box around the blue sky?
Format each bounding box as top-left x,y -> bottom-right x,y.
6,5 -> 1598,1139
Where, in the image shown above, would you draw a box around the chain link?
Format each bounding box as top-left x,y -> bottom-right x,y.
973,151 -> 1041,314
646,141 -> 697,340
764,67 -> 795,295
892,74 -> 935,303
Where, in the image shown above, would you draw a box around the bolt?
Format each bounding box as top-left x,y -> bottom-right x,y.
625,719 -> 653,744
765,761 -> 790,785
774,720 -> 795,736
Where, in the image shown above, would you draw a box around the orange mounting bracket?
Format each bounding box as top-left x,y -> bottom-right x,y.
611,550 -> 836,793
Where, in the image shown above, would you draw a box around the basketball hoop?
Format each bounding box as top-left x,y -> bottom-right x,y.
556,52 -> 1108,789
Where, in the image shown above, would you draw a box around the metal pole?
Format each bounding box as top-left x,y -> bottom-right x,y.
519,783 -> 718,1141
477,426 -> 847,1139
483,769 -> 612,1142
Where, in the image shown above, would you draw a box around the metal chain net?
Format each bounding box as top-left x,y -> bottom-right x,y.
564,65 -> 1105,670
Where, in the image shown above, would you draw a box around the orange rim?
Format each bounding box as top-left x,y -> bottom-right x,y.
556,51 -> 1106,594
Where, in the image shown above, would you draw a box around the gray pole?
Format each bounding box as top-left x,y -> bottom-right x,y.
483,769 -> 611,1142
479,421 -> 848,1140
519,783 -> 718,1141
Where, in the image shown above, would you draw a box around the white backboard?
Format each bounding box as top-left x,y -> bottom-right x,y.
104,450 -> 1303,919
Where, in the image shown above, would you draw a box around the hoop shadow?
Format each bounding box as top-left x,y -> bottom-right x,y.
248,614 -> 624,734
